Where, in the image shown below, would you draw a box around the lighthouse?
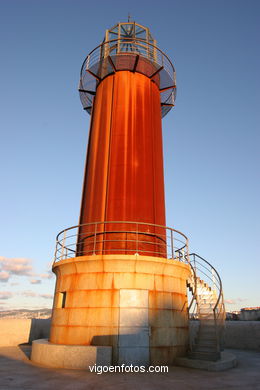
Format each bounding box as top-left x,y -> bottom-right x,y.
48,21 -> 190,366
31,21 -> 226,370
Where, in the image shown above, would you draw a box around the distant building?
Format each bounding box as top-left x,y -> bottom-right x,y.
240,307 -> 260,321
226,311 -> 240,321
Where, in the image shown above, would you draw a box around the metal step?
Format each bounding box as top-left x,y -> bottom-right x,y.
199,303 -> 214,308
197,332 -> 217,339
198,297 -> 214,301
195,339 -> 217,347
198,314 -> 215,319
200,318 -> 215,322
188,350 -> 221,362
198,330 -> 216,337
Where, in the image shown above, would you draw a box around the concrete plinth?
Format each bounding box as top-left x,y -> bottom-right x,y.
175,351 -> 237,371
30,339 -> 112,369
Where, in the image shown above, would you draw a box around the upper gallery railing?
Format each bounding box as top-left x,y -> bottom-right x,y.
79,38 -> 176,118
53,221 -> 188,263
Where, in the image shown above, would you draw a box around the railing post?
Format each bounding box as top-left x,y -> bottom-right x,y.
193,254 -> 197,274
93,222 -> 97,255
171,229 -> 174,259
54,240 -> 58,263
181,248 -> 185,262
211,267 -> 217,294
61,230 -> 66,261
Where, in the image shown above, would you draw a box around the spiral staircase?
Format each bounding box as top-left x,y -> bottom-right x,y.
186,253 -> 226,362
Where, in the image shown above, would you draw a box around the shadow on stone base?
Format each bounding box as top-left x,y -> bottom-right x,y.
31,339 -> 112,369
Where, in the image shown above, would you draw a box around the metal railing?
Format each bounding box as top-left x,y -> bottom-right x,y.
53,221 -> 188,264
79,37 -> 176,118
186,253 -> 226,353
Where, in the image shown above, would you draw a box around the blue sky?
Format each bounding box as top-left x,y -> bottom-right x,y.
0,0 -> 259,311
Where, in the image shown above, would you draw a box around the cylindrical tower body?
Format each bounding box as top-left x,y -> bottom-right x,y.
78,70 -> 166,256
80,69 -> 165,228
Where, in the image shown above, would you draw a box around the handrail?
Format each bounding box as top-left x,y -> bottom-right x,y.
53,221 -> 189,264
189,252 -> 224,320
80,37 -> 175,78
187,260 -> 197,313
56,221 -> 188,243
79,37 -> 176,117
186,253 -> 225,353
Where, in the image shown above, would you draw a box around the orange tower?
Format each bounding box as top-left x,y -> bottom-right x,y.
47,21 -> 191,367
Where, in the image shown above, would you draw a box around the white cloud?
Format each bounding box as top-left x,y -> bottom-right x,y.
40,294 -> 53,300
21,291 -> 53,300
0,271 -> 10,282
0,291 -> 13,300
225,299 -> 236,305
225,297 -> 247,305
39,270 -> 53,280
0,257 -> 33,276
22,290 -> 37,298
30,279 -> 42,285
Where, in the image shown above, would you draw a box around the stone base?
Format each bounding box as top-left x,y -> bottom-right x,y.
175,351 -> 237,371
31,339 -> 112,369
50,254 -> 191,365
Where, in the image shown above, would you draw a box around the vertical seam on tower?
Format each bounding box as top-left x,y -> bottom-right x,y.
104,74 -> 115,226
78,96 -> 96,227
151,80 -> 156,227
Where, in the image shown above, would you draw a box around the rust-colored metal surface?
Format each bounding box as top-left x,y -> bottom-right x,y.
78,70 -> 166,256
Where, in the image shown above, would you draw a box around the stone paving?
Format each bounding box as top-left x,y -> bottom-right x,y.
0,346 -> 259,390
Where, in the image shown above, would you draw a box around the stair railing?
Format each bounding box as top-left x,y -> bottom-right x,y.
186,259 -> 198,351
185,253 -> 225,353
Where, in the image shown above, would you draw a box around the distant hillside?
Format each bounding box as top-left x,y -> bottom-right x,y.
0,309 -> 52,319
